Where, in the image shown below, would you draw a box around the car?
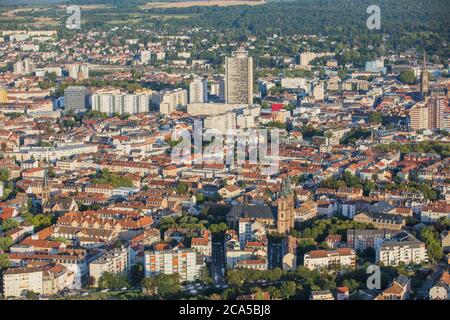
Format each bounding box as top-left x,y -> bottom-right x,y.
82,292 -> 89,296
101,289 -> 109,293
120,287 -> 127,291
189,289 -> 198,294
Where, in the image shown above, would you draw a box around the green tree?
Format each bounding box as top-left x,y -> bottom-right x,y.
227,270 -> 244,287
0,236 -> 13,251
420,226 -> 443,262
1,218 -> 19,232
369,112 -> 382,124
152,273 -> 181,298
98,272 -> 130,290
399,69 -> 416,84
175,182 -> 189,194
142,277 -> 158,296
199,265 -> 213,285
0,253 -> 11,270
0,168 -> 10,181
280,281 -> 297,299
129,263 -> 144,287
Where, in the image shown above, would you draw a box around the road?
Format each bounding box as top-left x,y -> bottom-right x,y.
416,262 -> 448,299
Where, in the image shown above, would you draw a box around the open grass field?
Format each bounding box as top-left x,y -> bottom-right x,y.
140,0 -> 266,9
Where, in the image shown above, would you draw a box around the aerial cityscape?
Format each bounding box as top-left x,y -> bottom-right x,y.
0,0 -> 449,304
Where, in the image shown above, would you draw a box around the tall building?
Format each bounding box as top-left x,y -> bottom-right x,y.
428,97 -> 446,130
420,52 -> 429,101
144,249 -> 203,282
410,98 -> 446,131
225,49 -> 253,105
13,58 -> 35,75
92,90 -> 152,115
154,89 -> 188,116
312,82 -> 325,101
89,247 -> 129,287
189,78 -> 208,103
67,64 -> 89,80
409,102 -> 429,131
277,178 -> 295,234
64,86 -> 89,113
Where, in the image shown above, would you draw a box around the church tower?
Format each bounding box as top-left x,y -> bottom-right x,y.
276,177 -> 295,234
420,51 -> 429,101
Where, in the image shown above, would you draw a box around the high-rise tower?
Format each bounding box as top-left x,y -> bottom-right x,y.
225,48 -> 254,105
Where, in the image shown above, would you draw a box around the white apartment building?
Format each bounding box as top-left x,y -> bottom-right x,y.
89,247 -> 130,287
144,249 -> 203,282
67,63 -> 89,80
303,248 -> 356,271
3,267 -> 43,298
281,77 -> 307,89
92,92 -> 151,115
14,144 -> 98,162
238,218 -> 266,249
154,89 -> 188,116
204,112 -> 237,133
189,78 -> 208,103
3,265 -> 75,298
187,102 -> 243,116
376,236 -> 428,266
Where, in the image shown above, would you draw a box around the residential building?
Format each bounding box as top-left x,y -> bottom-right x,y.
144,249 -> 204,282
376,232 -> 428,266
189,78 -> 208,103
89,247 -> 130,287
303,248 -> 356,271
225,49 -> 253,105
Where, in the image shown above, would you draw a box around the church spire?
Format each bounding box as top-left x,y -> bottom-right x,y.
420,50 -> 429,101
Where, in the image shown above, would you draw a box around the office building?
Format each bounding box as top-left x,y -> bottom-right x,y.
64,86 -> 89,113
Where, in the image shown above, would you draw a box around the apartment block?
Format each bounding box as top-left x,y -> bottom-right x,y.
89,247 -> 130,287
303,248 -> 356,271
144,249 -> 204,282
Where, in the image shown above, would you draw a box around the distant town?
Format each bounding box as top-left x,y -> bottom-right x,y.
0,0 -> 449,302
